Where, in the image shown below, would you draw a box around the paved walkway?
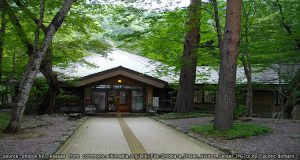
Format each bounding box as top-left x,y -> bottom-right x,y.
55,117 -> 224,160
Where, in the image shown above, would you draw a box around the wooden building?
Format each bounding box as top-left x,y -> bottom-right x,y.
77,66 -> 169,113
56,49 -> 298,117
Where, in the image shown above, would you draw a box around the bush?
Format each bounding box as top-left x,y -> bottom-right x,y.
158,112 -> 212,119
233,106 -> 248,119
56,89 -> 81,102
191,123 -> 273,140
0,112 -> 11,131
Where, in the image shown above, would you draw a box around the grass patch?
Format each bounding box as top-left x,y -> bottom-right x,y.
0,112 -> 11,131
158,112 -> 212,119
0,129 -> 44,139
0,113 -> 44,139
191,123 -> 273,140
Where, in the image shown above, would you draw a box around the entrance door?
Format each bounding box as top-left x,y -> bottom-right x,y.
108,90 -> 130,112
118,90 -> 130,112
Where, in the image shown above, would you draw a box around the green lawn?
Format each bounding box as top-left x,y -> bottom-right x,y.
191,123 -> 273,140
0,112 -> 11,131
158,112 -> 212,119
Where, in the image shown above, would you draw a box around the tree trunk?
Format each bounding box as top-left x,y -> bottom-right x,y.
174,0 -> 201,113
0,8 -> 6,107
245,75 -> 253,115
214,0 -> 242,131
241,49 -> 253,116
290,69 -> 300,119
210,0 -> 223,49
240,1 -> 254,116
285,68 -> 300,119
5,0 -> 60,115
37,47 -> 59,114
3,0 -> 75,133
12,1 -> 60,114
288,69 -> 300,93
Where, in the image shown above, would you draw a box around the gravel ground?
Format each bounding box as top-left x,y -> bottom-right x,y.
0,114 -> 83,159
160,117 -> 300,158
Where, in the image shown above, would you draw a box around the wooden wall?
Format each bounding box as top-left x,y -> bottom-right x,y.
253,90 -> 275,116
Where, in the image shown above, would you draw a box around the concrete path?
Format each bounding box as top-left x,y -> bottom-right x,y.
55,117 -> 225,160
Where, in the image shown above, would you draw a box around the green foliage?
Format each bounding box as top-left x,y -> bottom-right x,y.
240,0 -> 300,66
1,1 -> 112,104
52,35 -> 111,68
29,79 -> 48,101
202,84 -> 217,91
233,106 -> 248,120
102,1 -> 222,77
2,24 -> 29,80
0,85 -> 14,100
109,8 -> 187,69
191,123 -> 273,140
2,0 -> 112,78
105,0 -> 299,71
56,89 -> 80,102
0,112 -> 11,131
25,79 -> 49,113
158,112 -> 212,119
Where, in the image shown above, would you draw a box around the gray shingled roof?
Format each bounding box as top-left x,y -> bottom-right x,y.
54,49 -> 298,85
54,49 -> 176,82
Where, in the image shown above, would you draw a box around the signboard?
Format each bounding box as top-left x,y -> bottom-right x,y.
153,97 -> 159,107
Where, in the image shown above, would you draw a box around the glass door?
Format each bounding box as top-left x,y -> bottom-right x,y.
108,91 -> 117,111
118,90 -> 130,112
92,91 -> 106,112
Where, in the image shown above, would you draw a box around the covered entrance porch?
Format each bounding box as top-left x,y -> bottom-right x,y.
92,85 -> 144,112
78,66 -> 168,113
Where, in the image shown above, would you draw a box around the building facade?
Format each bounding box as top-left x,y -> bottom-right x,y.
56,49 -> 297,117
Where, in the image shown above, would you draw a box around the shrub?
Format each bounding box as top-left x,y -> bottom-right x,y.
158,112 -> 212,119
0,112 -> 11,131
233,106 -> 248,119
191,123 -> 273,140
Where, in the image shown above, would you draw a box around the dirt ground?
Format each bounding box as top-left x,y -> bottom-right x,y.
1,114 -> 299,159
158,116 -> 300,159
0,114 -> 83,159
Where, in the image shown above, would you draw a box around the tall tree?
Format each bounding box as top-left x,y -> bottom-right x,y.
4,0 -> 59,114
3,0 -> 75,133
38,48 -> 58,114
214,0 -> 242,131
14,0 -> 61,114
240,0 -> 257,116
0,3 -> 7,107
2,0 -> 110,115
284,68 -> 300,119
12,0 -> 59,114
210,0 -> 223,49
173,0 -> 201,113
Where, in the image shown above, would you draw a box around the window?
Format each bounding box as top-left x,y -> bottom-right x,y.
132,90 -> 144,111
204,91 -> 215,103
194,90 -> 203,103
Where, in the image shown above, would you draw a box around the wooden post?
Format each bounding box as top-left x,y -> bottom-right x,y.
146,85 -> 153,111
84,85 -> 92,107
